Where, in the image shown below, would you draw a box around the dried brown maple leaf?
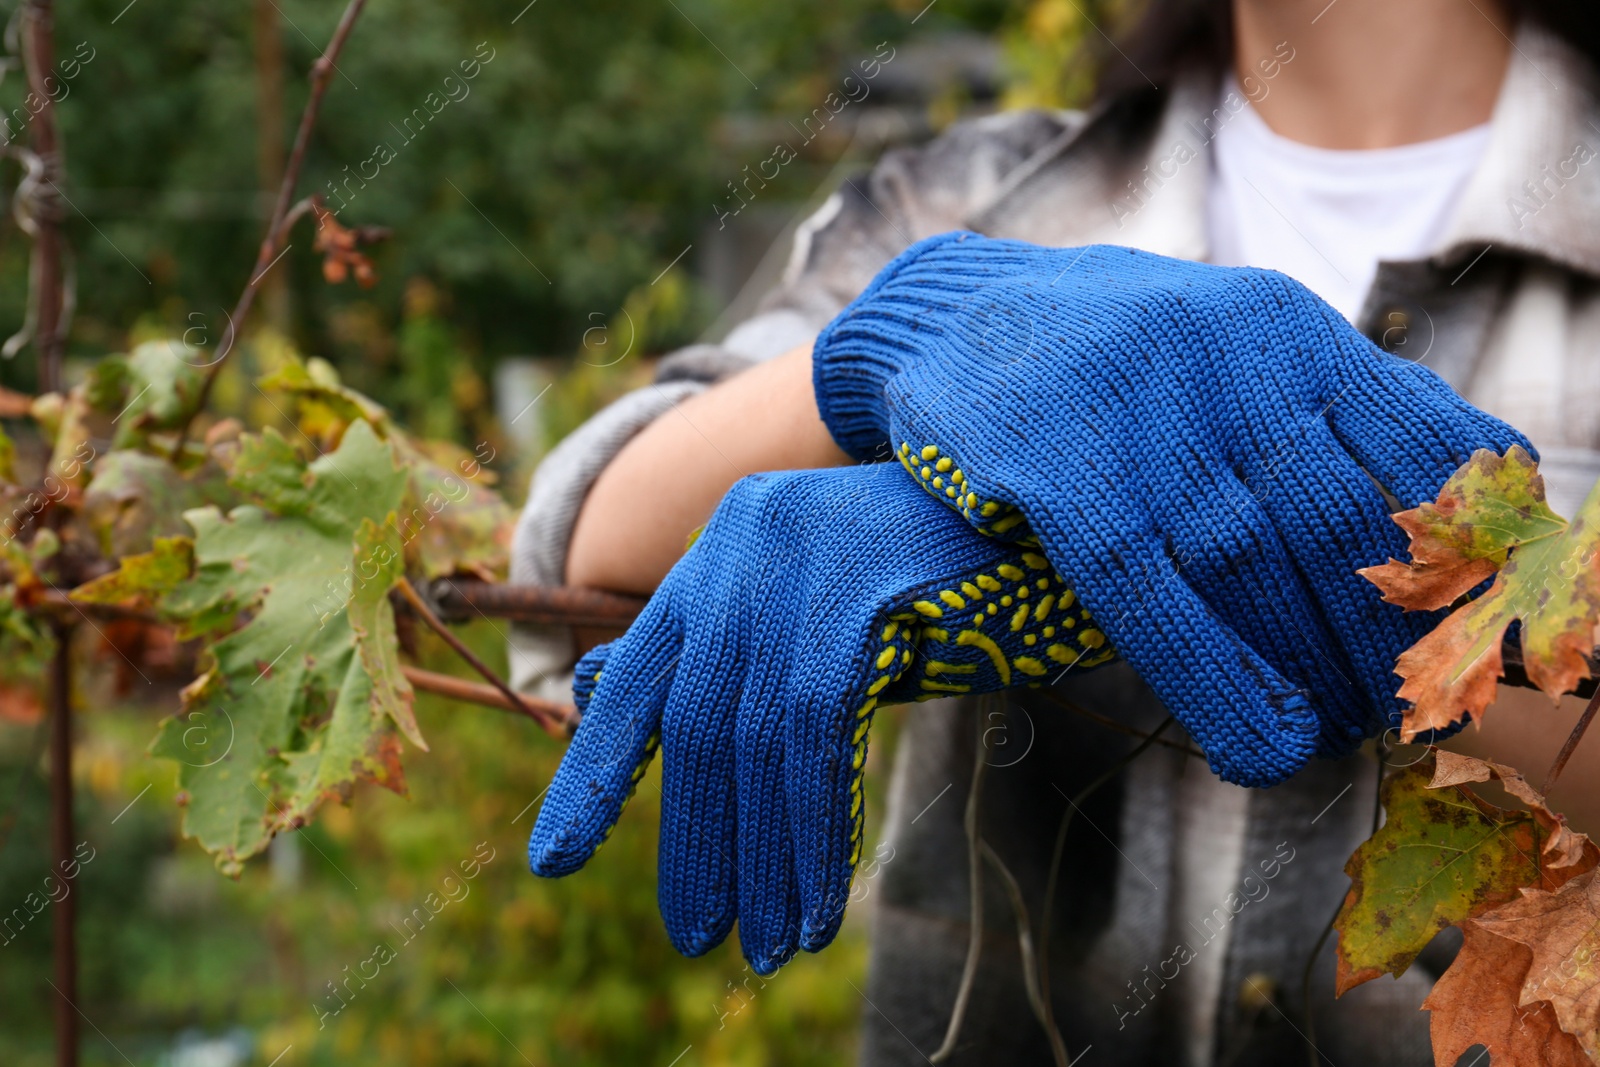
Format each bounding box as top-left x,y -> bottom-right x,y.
1431,750 -> 1597,872
1359,446 -> 1600,740
1333,752 -> 1591,995
1418,756 -> 1596,1065
1335,752 -> 1598,996
1423,920 -> 1592,1067
1476,867 -> 1600,1062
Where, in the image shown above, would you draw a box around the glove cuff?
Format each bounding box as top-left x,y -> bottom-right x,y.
812,233 -> 961,460
814,230 -> 1048,460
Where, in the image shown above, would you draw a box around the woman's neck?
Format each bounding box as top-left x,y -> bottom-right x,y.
1232,0 -> 1514,149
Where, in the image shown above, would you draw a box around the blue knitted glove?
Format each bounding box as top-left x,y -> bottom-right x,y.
528,462 -> 1111,973
813,233 -> 1531,781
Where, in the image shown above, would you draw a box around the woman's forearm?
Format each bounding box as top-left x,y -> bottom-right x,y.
565,344 -> 852,596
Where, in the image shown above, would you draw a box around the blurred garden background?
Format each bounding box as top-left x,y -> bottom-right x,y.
0,0 -> 1116,1062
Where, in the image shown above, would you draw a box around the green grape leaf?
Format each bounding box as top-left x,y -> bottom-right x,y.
35,384 -> 95,493
397,441 -> 510,581
348,516 -> 422,751
150,419 -> 417,875
84,352 -> 134,412
126,340 -> 206,424
70,536 -> 194,612
261,355 -> 511,580
86,340 -> 207,448
81,450 -> 235,558
259,353 -> 388,437
0,584 -> 55,680
1335,752 -> 1591,995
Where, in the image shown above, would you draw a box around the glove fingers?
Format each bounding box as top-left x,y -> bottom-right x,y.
656,623 -> 748,958
570,641 -> 609,715
1253,427 -> 1444,740
1328,352 -> 1532,508
886,422 -> 1323,781
791,620 -> 919,952
1044,520 -> 1321,786
527,599 -> 677,878
734,680 -> 802,975
1149,457 -> 1369,757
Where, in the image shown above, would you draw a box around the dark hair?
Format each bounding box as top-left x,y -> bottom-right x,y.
1091,0 -> 1600,105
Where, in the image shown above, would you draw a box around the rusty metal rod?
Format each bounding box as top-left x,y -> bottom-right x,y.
47,583 -> 1597,704
1501,641 -> 1597,701
429,578 -> 645,628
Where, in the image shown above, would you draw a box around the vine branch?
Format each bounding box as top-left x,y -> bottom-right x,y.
401,664 -> 576,726
18,0 -> 65,390
16,1 -> 78,1062
37,588 -> 580,735
1542,684 -> 1600,793
929,698 -> 993,1063
171,0 -> 369,456
395,577 -> 576,738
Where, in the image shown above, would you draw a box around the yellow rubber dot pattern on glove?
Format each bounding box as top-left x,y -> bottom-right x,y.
849,550 -> 1114,874
844,621 -> 920,866
898,441 -> 1029,538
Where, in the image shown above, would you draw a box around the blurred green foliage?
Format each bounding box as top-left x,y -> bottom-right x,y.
0,625 -> 906,1065
0,0 -> 1019,424
0,0 -> 1110,1060
1000,0 -> 1126,109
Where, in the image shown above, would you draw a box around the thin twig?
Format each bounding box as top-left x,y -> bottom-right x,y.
395,577 -> 576,737
1303,739 -> 1391,1067
1542,685 -> 1600,793
401,664 -> 576,730
1034,689 -> 1205,760
930,698 -> 994,1064
1034,716 -> 1175,1064
979,840 -> 1048,1027
171,0 -> 369,456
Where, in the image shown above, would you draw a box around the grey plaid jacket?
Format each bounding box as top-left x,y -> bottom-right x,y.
511,22 -> 1600,1066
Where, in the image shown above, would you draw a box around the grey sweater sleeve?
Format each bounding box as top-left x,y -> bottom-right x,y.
508,108 -> 1078,698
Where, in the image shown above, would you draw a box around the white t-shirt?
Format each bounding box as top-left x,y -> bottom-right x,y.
1205,81 -> 1491,321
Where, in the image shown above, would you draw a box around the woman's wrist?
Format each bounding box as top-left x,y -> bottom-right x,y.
565,345 -> 849,595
